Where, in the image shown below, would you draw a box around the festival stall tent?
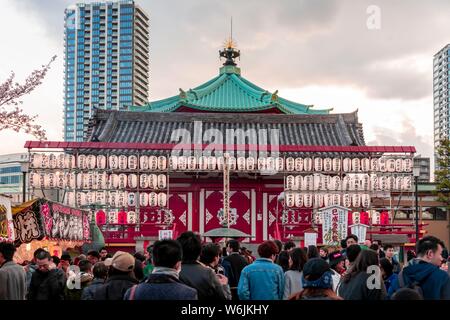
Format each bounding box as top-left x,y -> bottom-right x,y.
23,43 -> 418,249
12,199 -> 91,262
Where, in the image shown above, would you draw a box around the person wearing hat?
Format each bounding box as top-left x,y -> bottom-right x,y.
289,258 -> 342,300
93,251 -> 139,300
328,251 -> 346,292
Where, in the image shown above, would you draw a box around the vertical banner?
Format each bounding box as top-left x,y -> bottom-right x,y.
0,195 -> 14,242
320,205 -> 349,245
304,232 -> 318,247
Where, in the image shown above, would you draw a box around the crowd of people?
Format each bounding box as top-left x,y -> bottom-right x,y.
1,232 -> 450,300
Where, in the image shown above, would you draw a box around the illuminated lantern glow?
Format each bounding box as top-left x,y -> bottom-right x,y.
332,158 -> 341,172
314,158 -> 323,172
158,156 -> 167,170
109,155 -> 119,170
97,155 -> 106,169
303,158 -> 313,172
140,155 -> 149,170
128,155 -> 138,170
246,157 -> 256,171
285,157 -> 295,171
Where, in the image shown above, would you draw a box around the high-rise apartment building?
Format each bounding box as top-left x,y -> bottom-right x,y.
64,0 -> 149,141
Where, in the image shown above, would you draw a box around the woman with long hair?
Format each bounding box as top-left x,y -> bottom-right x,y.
338,249 -> 386,300
283,248 -> 308,299
307,245 -> 320,259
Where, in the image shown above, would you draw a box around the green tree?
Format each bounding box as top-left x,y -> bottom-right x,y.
434,138 -> 450,240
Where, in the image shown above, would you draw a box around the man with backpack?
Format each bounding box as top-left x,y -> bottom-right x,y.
390,236 -> 450,300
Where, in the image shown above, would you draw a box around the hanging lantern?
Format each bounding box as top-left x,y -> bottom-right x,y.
127,211 -> 137,224
246,157 -> 256,171
286,175 -> 296,190
315,194 -> 325,208
97,172 -> 107,190
321,175 -> 329,191
127,192 -> 136,206
352,194 -> 361,208
323,158 -> 332,172
128,174 -> 138,189
148,156 -> 157,171
372,211 -> 381,225
168,156 -> 178,170
128,155 -> 138,170
158,174 -> 167,189
140,174 -> 149,189
352,212 -> 361,224
207,156 -> 216,170
370,158 -> 378,172
379,176 -> 387,191
118,192 -> 127,207
140,155 -> 149,170
352,158 -> 361,172
56,154 -> 65,169
286,192 -> 295,208
188,156 -> 197,170
149,192 -> 158,207
228,157 -> 237,170
370,174 -> 378,191
361,174 -> 370,191
265,157 -> 274,172
108,174 -> 118,189
83,172 -> 95,189
96,191 -> 106,205
258,157 -> 267,171
140,193 -> 149,207
303,175 -> 313,191
343,194 -> 351,208
314,158 -> 323,172
95,155 -> 106,170
333,194 -> 341,206
118,174 -> 127,189
323,194 -> 332,207
46,173 -> 56,188
303,157 -> 313,171
295,193 -> 303,207
395,176 -> 402,190
118,155 -> 127,170
349,175 -> 357,191
109,155 -> 119,170
76,173 -> 83,189
295,175 -> 303,191
362,194 -> 371,208
378,158 -> 386,172
343,158 -> 352,172
47,154 -> 56,169
148,174 -> 157,190
386,159 -> 396,172
76,192 -> 87,207
313,174 -> 322,190
387,176 -> 395,191
78,155 -> 86,169
65,172 -> 75,189
177,156 -> 187,170
109,191 -> 118,207
328,176 -> 336,191
86,155 -> 96,169
158,193 -> 167,207
303,193 -> 313,208
86,191 -> 95,205
158,156 -> 167,170
30,153 -> 42,168
332,158 -> 341,172
56,172 -> 65,189
237,157 -> 246,171
380,211 -> 390,225
275,157 -> 284,171
403,158 -> 413,172
216,156 -> 224,171
360,158 -> 370,172
403,176 -> 412,191
65,192 -> 75,207
286,157 -> 295,171
342,175 -> 350,191
395,159 -> 402,172
108,211 -> 118,224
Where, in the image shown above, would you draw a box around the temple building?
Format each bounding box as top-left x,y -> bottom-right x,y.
24,40 -> 422,254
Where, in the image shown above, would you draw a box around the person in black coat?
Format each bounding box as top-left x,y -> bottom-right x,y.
222,240 -> 248,300
93,251 -> 138,300
124,240 -> 197,300
28,250 -> 66,300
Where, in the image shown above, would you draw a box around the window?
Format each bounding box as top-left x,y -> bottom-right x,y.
120,61 -> 132,68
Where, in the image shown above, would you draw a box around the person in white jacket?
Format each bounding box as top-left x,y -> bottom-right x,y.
283,248 -> 308,299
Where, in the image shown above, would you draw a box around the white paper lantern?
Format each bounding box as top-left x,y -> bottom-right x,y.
286,192 -> 295,208
323,158 -> 332,172
178,156 -> 187,170
332,158 -> 341,172
149,174 -> 158,189
323,194 -> 333,207
95,155 -> 106,169
46,173 -> 56,188
118,155 -> 128,170
343,194 -> 351,207
237,157 -> 246,171
76,173 -> 83,189
378,158 -> 386,172
96,191 -> 106,205
78,155 -> 87,169
86,190 -> 94,205
118,174 -> 127,189
56,172 -> 65,189
342,175 -> 350,191
76,192 -> 87,207
370,174 -> 378,191
168,156 -> 178,170
379,176 -> 387,191
30,153 -> 42,168
343,158 -> 352,172
109,155 -> 119,170
361,158 -> 370,172
303,175 -> 313,191
395,176 -> 403,190
403,159 -> 413,172
395,159 -> 402,172
328,176 -> 336,191
197,156 -> 206,170
295,193 -> 303,207
187,156 -> 197,170
361,174 -> 370,191
386,159 -> 396,173
258,158 -> 267,171
286,175 -> 296,190
157,174 -> 167,189
228,157 -> 237,170
140,155 -> 149,170
109,174 -> 119,189
127,211 -> 137,224
303,193 -> 313,208
97,172 -> 107,190
158,156 -> 167,170
149,192 -> 158,207
352,158 -> 361,172
140,174 -> 149,189
370,158 -> 378,172
128,155 -> 138,170
353,212 -> 361,224
295,176 -> 303,191
403,176 -> 412,191
352,194 -> 361,207
128,174 -> 138,189
158,193 -> 167,207
148,156 -> 157,171
108,211 -> 118,224
314,158 -> 323,172
321,175 -> 330,191
216,157 -> 224,171
66,192 -> 75,207
118,192 -> 127,207
362,194 -> 370,208
108,191 -> 118,207
246,157 -> 256,171
372,211 -> 381,225
303,158 -> 313,171
266,157 -> 275,172
387,176 -> 395,190
333,194 -> 341,206
46,154 -> 56,169
286,157 -> 295,171
348,175 -> 356,191
140,193 -> 149,207
206,156 -> 216,170
275,157 -> 284,171
65,173 -> 76,189
128,192 -> 137,206
315,193 -> 325,208
86,155 -> 96,169
56,154 -> 65,169
313,174 -> 322,190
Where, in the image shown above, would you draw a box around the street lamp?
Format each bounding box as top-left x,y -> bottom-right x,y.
20,162 -> 29,203
413,165 -> 421,246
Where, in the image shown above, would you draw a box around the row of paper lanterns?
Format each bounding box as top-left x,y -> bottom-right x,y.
285,174 -> 412,192
30,172 -> 167,190
285,193 -> 371,208
30,153 -> 413,173
95,210 -> 138,225
64,191 -> 167,208
313,211 -> 390,225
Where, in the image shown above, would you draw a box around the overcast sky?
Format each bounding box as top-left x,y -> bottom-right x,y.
1,0 -> 448,173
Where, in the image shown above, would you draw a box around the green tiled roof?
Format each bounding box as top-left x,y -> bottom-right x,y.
130,66 -> 332,114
